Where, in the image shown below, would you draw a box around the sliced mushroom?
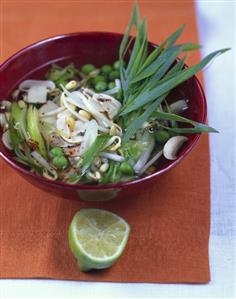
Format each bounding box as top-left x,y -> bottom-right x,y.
19,80 -> 55,91
163,136 -> 188,160
19,80 -> 56,104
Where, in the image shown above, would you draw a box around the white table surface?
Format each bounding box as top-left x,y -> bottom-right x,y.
1,1 -> 235,298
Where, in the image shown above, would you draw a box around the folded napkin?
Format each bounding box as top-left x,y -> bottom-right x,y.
0,0 -> 210,283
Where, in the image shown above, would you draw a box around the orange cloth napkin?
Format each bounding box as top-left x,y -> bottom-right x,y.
0,0 -> 210,283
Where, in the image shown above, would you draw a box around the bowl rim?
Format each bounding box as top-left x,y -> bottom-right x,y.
0,31 -> 207,190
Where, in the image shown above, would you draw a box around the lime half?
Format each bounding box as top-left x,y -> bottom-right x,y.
68,208 -> 130,272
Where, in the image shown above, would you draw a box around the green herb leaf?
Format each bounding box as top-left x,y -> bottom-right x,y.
120,48 -> 229,116
130,43 -> 199,84
119,1 -> 140,59
122,94 -> 167,143
153,111 -> 218,133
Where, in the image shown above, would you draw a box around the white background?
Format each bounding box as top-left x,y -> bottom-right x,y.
0,1 -> 235,298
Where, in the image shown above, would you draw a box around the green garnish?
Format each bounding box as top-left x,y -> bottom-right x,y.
118,2 -> 229,141
82,135 -> 111,175
27,105 -> 47,158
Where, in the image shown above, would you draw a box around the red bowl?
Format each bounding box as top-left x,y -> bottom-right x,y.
0,32 -> 206,201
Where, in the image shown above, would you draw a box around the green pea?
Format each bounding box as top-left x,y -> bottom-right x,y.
155,130 -> 170,144
120,161 -> 134,175
95,81 -> 107,92
50,147 -> 64,157
101,64 -> 113,75
113,60 -> 120,70
81,64 -> 95,75
108,82 -> 116,89
52,156 -> 68,169
93,75 -> 106,85
109,70 -> 120,81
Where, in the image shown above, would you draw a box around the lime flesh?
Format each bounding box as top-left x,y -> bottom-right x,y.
68,208 -> 130,272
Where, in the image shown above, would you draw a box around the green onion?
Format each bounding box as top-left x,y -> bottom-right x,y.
82,135 -> 111,175
27,105 -> 47,158
153,111 -> 218,133
118,1 -> 228,142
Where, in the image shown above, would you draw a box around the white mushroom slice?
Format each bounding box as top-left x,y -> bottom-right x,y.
19,80 -> 56,104
27,85 -> 48,104
19,80 -> 55,91
163,136 -> 188,160
2,130 -> 13,150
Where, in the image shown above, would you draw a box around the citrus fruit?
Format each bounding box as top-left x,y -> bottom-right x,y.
68,208 -> 130,272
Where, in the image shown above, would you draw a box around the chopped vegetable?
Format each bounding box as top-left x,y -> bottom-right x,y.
52,156 -> 68,169
27,105 -> 47,158
81,64 -> 95,75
